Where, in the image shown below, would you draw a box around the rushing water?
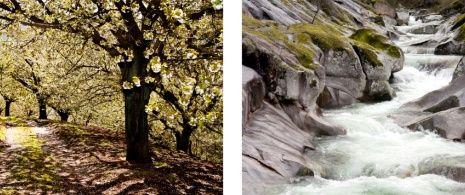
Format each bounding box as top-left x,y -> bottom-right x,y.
275,17 -> 465,194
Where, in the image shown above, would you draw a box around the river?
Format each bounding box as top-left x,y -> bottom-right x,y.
274,16 -> 465,194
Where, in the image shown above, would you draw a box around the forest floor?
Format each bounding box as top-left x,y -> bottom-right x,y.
0,117 -> 222,194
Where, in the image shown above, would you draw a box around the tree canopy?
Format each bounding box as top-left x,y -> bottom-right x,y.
0,0 -> 223,163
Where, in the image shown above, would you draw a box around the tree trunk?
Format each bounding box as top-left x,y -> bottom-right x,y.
38,98 -> 47,119
121,46 -> 152,163
175,118 -> 194,153
58,111 -> 69,122
5,100 -> 11,117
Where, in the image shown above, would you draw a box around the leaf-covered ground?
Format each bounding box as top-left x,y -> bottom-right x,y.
0,117 -> 222,194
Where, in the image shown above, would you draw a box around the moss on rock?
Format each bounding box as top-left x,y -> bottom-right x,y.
456,25 -> 465,41
452,13 -> 465,31
350,28 -> 401,58
353,41 -> 383,67
289,23 -> 351,53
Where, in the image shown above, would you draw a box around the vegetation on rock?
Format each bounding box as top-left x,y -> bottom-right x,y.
350,28 -> 401,58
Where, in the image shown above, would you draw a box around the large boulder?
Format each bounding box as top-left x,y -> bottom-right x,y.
400,75 -> 465,113
408,24 -> 439,34
404,107 -> 465,140
435,40 -> 465,55
242,102 -> 316,194
373,2 -> 396,18
419,157 -> 465,183
349,28 -> 404,101
396,11 -> 410,26
242,66 -> 266,133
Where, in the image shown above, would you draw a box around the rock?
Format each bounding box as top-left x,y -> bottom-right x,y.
281,101 -> 346,136
382,16 -> 397,28
405,107 -> 465,140
389,111 -> 432,127
373,2 -> 396,18
317,86 -> 357,107
242,0 -> 299,26
419,157 -> 465,183
242,102 -> 326,192
435,40 -> 465,55
368,80 -> 395,101
453,57 -> 465,81
422,15 -> 443,23
242,66 -> 266,133
408,24 -> 438,34
401,75 -> 465,113
396,11 -> 410,26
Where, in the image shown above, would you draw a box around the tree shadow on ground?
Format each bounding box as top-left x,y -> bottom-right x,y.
0,121 -> 223,194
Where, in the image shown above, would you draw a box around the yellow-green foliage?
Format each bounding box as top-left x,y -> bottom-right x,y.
289,23 -> 351,53
350,28 -> 401,58
452,13 -> 465,30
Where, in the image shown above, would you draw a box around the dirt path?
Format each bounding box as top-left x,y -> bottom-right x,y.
0,120 -> 223,194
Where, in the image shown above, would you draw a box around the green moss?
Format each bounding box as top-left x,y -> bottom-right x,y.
452,13 -> 465,31
353,41 -> 383,67
242,17 -> 320,70
289,23 -> 351,53
455,25 -> 465,41
243,26 -> 274,44
310,79 -> 318,88
439,0 -> 464,15
373,16 -> 385,27
350,28 -> 401,58
242,15 -> 266,28
0,116 -> 29,127
297,167 -> 314,176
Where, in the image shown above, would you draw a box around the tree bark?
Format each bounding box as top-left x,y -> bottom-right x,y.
58,111 -> 70,122
175,118 -> 194,153
5,100 -> 11,117
38,98 -> 47,119
121,46 -> 152,163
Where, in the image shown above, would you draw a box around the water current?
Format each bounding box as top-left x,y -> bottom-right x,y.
275,16 -> 465,195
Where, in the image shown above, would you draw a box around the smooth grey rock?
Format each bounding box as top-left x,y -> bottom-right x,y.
453,57 -> 465,81
396,11 -> 410,26
323,49 -> 365,79
243,66 -> 266,133
317,86 -> 357,107
243,102 -> 326,192
401,75 -> 465,113
405,107 -> 465,140
422,15 -> 443,23
368,80 -> 395,101
419,157 -> 465,183
242,32 -> 322,109
435,40 -> 465,55
389,111 -> 432,127
408,25 -> 438,34
373,2 -> 396,18
325,76 -> 366,99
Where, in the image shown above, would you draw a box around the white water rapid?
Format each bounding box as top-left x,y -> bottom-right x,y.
273,17 -> 465,194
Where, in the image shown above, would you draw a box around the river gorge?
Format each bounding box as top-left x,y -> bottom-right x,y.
243,0 -> 465,194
